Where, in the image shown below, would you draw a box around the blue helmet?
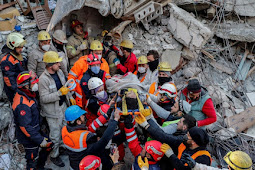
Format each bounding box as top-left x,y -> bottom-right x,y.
65,105 -> 86,122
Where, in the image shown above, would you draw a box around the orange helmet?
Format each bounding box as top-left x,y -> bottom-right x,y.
79,155 -> 101,170
71,20 -> 83,29
97,104 -> 110,116
87,54 -> 101,65
17,71 -> 39,88
145,140 -> 164,162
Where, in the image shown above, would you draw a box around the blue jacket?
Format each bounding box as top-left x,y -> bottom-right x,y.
12,90 -> 44,146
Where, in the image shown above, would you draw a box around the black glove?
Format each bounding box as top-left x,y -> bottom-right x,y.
124,115 -> 133,129
181,153 -> 196,168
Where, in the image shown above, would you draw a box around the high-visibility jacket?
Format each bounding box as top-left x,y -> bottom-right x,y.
68,55 -> 109,107
116,52 -> 137,75
148,82 -> 160,96
12,90 -> 44,146
1,53 -> 26,102
177,143 -> 212,166
62,126 -> 90,152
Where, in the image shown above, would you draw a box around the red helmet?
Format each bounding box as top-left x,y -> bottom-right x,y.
71,20 -> 83,29
87,54 -> 101,65
145,140 -> 164,162
97,104 -> 110,116
79,155 -> 101,170
17,71 -> 39,88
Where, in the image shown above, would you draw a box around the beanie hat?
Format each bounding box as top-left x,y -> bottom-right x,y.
187,79 -> 201,93
188,127 -> 209,147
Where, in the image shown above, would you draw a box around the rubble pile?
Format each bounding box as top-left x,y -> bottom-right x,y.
0,0 -> 255,169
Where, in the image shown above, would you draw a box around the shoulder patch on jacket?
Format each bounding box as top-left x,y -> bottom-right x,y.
82,82 -> 87,86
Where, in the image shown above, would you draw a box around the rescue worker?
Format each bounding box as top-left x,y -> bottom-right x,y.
39,51 -> 75,167
12,71 -> 52,170
62,105 -> 120,170
1,32 -> 27,103
80,53 -> 111,106
147,50 -> 160,84
66,20 -> 89,67
177,78 -> 217,127
101,31 -> 118,76
148,61 -> 173,102
123,113 -> 164,169
183,150 -> 252,170
68,40 -> 109,107
28,31 -> 68,77
51,30 -> 69,76
113,39 -> 138,75
137,55 -> 152,91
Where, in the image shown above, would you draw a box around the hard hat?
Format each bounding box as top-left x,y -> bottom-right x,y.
71,20 -> 83,29
158,61 -> 172,72
224,151 -> 252,170
87,54 -> 101,65
6,32 -> 26,50
53,30 -> 68,43
97,104 -> 110,116
38,31 -> 51,41
79,155 -> 101,170
145,140 -> 164,162
17,71 -> 39,88
65,105 -> 87,122
43,51 -> 63,63
159,83 -> 177,98
120,39 -> 133,49
137,55 -> 148,65
101,30 -> 109,37
90,40 -> 103,51
88,77 -> 104,90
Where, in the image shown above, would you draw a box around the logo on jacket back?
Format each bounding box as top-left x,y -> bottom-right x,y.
20,110 -> 26,116
4,66 -> 9,71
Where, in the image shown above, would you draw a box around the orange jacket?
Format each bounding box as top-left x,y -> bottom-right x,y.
68,55 -> 109,107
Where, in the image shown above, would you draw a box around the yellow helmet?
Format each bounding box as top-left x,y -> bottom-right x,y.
38,31 -> 51,41
120,39 -> 133,49
101,30 -> 108,37
224,151 -> 252,170
90,40 -> 103,51
137,55 -> 148,65
43,51 -> 62,63
7,32 -> 26,50
158,62 -> 172,71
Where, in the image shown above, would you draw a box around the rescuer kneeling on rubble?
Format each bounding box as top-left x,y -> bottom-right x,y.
12,71 -> 52,170
62,105 -> 120,170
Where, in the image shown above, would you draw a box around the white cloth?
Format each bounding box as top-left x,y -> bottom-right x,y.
193,163 -> 228,170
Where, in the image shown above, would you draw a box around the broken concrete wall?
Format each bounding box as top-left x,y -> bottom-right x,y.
174,0 -> 210,12
167,3 -> 213,53
223,0 -> 255,17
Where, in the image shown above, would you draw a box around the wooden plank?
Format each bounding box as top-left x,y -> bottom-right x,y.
0,1 -> 16,11
201,49 -> 216,61
226,106 -> 255,133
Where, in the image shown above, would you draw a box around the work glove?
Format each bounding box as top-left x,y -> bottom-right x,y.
40,138 -> 49,147
70,98 -> 76,105
138,156 -> 149,170
58,86 -> 70,96
113,58 -> 120,66
77,43 -> 87,51
160,143 -> 174,158
181,153 -> 196,168
140,108 -> 153,120
135,113 -> 149,129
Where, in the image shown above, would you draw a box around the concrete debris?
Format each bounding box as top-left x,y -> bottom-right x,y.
0,154 -> 10,170
182,47 -> 198,60
223,0 -> 255,17
183,67 -> 202,78
210,61 -> 233,75
0,106 -> 12,131
161,49 -> 182,70
207,86 -> 230,106
174,0 -> 210,12
246,92 -> 255,106
167,3 -> 213,52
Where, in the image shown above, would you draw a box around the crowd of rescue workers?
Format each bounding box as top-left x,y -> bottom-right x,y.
0,19 -> 252,170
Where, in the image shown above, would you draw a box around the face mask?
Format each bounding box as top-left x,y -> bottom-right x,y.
91,66 -> 100,74
96,91 -> 108,103
31,83 -> 38,92
42,44 -> 50,51
119,50 -> 123,56
138,67 -> 146,73
158,77 -> 172,86
97,54 -> 102,60
183,135 -> 192,148
53,41 -> 64,51
148,59 -> 159,72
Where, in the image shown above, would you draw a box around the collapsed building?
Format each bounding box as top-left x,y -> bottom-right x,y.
0,0 -> 255,169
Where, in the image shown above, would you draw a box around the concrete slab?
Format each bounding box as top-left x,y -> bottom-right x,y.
246,92 -> 255,106
161,49 -> 182,70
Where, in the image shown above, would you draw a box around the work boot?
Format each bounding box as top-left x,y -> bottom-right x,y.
50,156 -> 65,167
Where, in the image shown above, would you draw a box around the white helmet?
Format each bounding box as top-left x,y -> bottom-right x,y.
7,32 -> 26,50
88,77 -> 104,90
159,83 -> 177,98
